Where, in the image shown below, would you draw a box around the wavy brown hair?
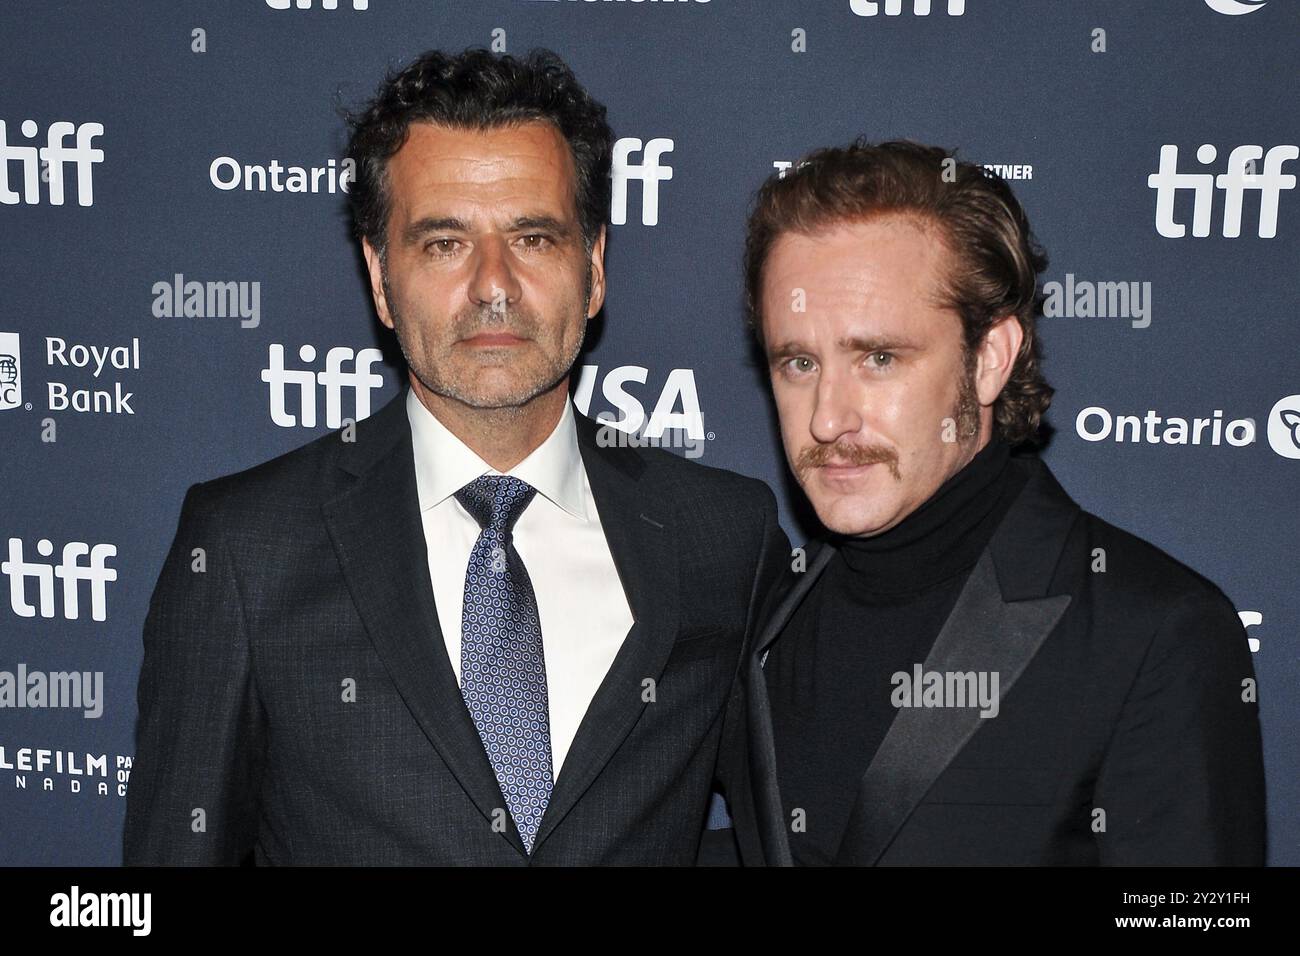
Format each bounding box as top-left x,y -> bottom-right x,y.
743,138 -> 1053,448
340,48 -> 614,266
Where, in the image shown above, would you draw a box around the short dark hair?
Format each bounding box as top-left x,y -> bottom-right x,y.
743,138 -> 1053,448
340,47 -> 614,264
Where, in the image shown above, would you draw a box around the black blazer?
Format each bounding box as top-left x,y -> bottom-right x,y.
123,384 -> 790,865
715,454 -> 1266,865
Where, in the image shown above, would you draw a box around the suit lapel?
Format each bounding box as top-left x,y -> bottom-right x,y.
741,539 -> 836,866
756,539 -> 836,664
745,456 -> 1082,866
321,385 -> 528,854
529,411 -> 681,853
831,457 -> 1079,865
832,549 -> 1070,865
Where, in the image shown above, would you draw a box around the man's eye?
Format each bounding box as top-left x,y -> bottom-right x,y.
785,357 -> 814,374
869,351 -> 894,368
519,234 -> 551,250
426,239 -> 459,256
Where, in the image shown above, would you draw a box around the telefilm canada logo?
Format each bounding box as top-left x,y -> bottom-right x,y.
1,744 -> 131,798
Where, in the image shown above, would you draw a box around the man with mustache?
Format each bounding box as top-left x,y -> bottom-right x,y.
711,139 -> 1265,865
124,48 -> 788,865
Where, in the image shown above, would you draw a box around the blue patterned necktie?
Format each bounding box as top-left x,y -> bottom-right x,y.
455,474 -> 553,854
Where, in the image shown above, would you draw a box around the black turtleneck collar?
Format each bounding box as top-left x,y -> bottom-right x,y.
829,436 -> 1026,598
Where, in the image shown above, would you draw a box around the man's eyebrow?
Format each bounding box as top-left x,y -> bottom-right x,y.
402,217 -> 471,244
510,215 -> 574,236
766,335 -> 921,362
401,214 -> 574,244
837,334 -> 920,353
766,340 -> 810,362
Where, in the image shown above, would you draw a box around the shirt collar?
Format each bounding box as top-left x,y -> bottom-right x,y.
406,386 -> 588,522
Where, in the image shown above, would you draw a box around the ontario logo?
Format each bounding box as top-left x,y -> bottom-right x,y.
1267,394 -> 1300,459
1204,0 -> 1266,15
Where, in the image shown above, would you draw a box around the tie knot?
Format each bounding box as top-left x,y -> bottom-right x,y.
454,475 -> 537,534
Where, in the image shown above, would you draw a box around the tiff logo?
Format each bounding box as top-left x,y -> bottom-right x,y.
0,120 -> 104,206
1238,611 -> 1263,653
266,0 -> 369,9
261,344 -> 384,428
1148,144 -> 1298,238
612,137 -> 673,226
2,538 -> 117,622
851,0 -> 966,15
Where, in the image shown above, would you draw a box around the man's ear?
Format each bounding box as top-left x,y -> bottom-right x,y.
585,225 -> 607,319
975,314 -> 1025,406
361,237 -> 394,331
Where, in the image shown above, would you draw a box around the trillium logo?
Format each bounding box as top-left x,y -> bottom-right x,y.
1266,395 -> 1300,459
1204,0 -> 1267,15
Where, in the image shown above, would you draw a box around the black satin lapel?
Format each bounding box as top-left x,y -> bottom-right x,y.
834,550 -> 1071,865
745,653 -> 794,866
321,430 -> 526,855
743,538 -> 836,866
755,539 -> 836,662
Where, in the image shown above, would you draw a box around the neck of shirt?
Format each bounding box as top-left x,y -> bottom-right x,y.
830,436 -> 1020,598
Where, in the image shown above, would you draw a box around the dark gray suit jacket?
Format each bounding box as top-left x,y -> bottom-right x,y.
123,384 -> 789,865
715,454 -> 1266,865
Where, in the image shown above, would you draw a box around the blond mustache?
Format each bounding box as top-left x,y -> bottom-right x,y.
797,442 -> 901,481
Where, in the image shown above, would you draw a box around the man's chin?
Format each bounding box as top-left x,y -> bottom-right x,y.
453,387 -> 548,410
421,362 -> 557,408
810,498 -> 899,539
415,375 -> 537,410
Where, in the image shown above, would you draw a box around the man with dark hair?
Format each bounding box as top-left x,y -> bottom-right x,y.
712,139 -> 1266,865
124,48 -> 788,865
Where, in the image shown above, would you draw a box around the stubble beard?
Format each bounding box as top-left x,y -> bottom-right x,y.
383,263 -> 592,416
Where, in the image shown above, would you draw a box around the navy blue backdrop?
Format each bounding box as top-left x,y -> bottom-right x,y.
1,0 -> 1296,865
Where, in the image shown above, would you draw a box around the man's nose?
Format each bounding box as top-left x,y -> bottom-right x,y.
809,368 -> 864,447
467,236 -> 523,312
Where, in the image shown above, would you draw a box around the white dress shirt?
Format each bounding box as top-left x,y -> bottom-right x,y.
406,387 -> 635,779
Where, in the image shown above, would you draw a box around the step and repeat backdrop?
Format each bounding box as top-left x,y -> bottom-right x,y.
1,0 -> 1296,865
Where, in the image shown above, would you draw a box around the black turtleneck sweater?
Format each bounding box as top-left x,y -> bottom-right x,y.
764,437 -> 1029,865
